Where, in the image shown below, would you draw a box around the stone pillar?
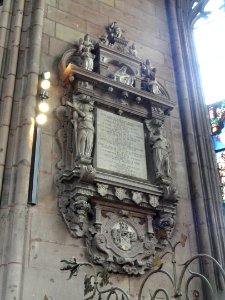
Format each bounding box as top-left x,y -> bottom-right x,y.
166,0 -> 225,298
0,0 -> 25,197
0,1 -> 46,299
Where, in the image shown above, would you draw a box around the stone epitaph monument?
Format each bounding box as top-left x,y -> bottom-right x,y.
55,23 -> 178,275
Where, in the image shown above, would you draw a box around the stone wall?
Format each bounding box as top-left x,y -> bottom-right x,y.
0,1 -> 201,299
28,1 -> 198,299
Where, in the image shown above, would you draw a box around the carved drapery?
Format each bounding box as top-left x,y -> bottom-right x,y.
55,22 -> 178,275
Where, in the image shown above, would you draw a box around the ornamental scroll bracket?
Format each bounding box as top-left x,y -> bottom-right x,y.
55,22 -> 178,275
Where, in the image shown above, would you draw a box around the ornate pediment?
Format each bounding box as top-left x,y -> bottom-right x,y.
55,22 -> 178,275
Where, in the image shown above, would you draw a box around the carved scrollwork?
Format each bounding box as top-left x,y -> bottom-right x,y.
87,204 -> 156,275
58,194 -> 91,238
152,106 -> 164,116
163,185 -> 178,201
154,212 -> 175,248
79,165 -> 96,182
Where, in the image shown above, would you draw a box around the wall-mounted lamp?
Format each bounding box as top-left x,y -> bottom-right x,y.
40,79 -> 50,90
38,101 -> 49,113
36,71 -> 51,125
36,113 -> 47,125
29,71 -> 51,205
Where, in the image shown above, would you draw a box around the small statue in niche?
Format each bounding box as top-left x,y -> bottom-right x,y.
147,123 -> 171,182
67,95 -> 95,161
128,43 -> 138,57
79,34 -> 95,71
113,66 -> 134,86
141,59 -> 161,95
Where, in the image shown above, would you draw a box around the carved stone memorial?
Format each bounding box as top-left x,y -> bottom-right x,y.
55,22 -> 178,275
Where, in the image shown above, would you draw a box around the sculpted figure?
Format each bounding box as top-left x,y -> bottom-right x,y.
76,101 -> 94,158
149,126 -> 171,180
108,21 -> 122,40
128,43 -> 138,57
78,37 -> 84,52
67,96 -> 94,159
79,34 -> 95,71
141,59 -> 160,94
99,34 -> 109,45
114,66 -> 134,86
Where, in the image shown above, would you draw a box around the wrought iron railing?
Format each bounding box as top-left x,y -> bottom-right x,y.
61,259 -> 129,300
61,236 -> 225,299
137,235 -> 225,300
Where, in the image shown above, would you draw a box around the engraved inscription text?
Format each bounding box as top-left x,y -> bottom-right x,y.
96,109 -> 147,180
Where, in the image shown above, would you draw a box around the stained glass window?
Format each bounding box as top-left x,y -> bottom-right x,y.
194,0 -> 225,105
216,151 -> 225,201
194,0 -> 225,204
207,102 -> 225,201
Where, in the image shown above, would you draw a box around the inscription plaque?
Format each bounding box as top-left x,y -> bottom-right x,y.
95,109 -> 147,180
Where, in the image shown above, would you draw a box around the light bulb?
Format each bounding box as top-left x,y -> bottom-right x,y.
39,101 -> 49,113
43,71 -> 51,80
41,79 -> 50,90
36,113 -> 47,125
